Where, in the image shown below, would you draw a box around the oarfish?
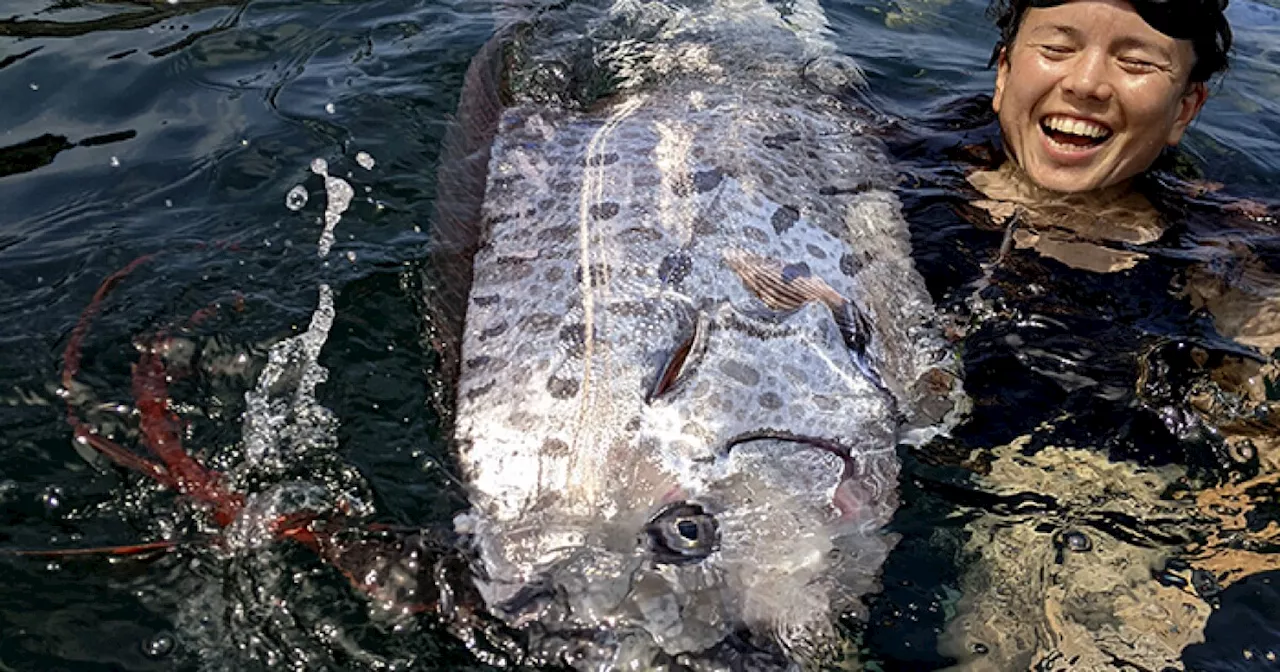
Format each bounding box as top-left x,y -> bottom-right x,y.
429,0 -> 968,667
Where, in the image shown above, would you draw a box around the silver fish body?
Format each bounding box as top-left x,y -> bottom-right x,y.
444,0 -> 966,667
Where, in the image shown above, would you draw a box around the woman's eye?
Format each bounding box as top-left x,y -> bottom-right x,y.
1119,57 -> 1159,72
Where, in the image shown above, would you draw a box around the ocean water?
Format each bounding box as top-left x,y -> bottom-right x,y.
0,0 -> 1278,670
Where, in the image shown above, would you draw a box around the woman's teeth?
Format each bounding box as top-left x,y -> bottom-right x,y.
1041,115 -> 1111,147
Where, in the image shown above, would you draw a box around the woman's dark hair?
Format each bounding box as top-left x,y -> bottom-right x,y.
986,0 -> 1233,82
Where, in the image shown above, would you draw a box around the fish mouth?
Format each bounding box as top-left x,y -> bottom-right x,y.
723,431 -> 868,521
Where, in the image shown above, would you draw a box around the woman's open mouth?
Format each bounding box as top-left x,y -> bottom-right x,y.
1039,114 -> 1112,152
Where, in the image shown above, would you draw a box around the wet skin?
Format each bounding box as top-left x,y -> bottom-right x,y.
992,0 -> 1208,194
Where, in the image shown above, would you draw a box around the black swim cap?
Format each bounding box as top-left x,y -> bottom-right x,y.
987,0 -> 1233,81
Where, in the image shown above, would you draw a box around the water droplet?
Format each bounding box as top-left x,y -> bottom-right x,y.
143,631 -> 175,658
310,158 -> 328,176
324,102 -> 336,114
345,250 -> 357,263
109,156 -> 120,167
29,83 -> 39,91
40,486 -> 63,511
1063,530 -> 1091,552
164,199 -> 173,208
355,151 -> 375,170
285,185 -> 308,211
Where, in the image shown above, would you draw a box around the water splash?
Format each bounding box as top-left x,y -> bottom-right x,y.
309,159 -> 355,258
240,283 -> 337,467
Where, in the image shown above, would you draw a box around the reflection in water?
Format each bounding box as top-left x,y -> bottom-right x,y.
938,442 -> 1211,671
0,130 -> 137,179
917,204 -> 1280,669
966,162 -> 1167,274
0,1 -> 247,40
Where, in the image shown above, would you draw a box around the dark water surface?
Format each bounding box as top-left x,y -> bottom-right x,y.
1,0 -> 1278,670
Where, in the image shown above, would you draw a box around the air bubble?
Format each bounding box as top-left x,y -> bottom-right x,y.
143,631 -> 176,658
324,102 -> 336,114
1063,530 -> 1091,552
40,486 -> 63,511
355,151 -> 376,170
285,185 -> 308,211
310,158 -> 328,176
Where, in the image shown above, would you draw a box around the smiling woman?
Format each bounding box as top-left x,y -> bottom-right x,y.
988,0 -> 1232,194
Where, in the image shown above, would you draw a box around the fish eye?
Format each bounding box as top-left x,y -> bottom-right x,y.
644,502 -> 719,564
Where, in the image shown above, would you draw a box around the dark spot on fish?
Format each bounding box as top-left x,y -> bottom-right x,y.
508,411 -> 538,431
560,323 -> 586,348
638,435 -> 660,453
681,422 -> 714,442
839,253 -> 859,277
771,205 -> 800,234
760,171 -> 776,187
625,416 -> 642,432
486,211 -> 516,226
693,216 -> 718,236
692,168 -> 724,193
585,152 -> 619,167
553,180 -> 577,194
806,244 -> 827,260
781,262 -> 812,283
812,394 -> 839,411
482,261 -> 534,284
480,320 -> 508,341
520,313 -> 560,333
465,356 -> 491,370
781,365 -> 808,385
819,181 -> 874,196
608,301 -> 651,317
465,380 -> 495,402
720,310 -> 779,341
589,202 -> 620,220
621,226 -> 662,244
763,132 -> 802,150
574,263 -> 609,285
633,173 -> 661,189
758,391 -> 784,410
658,253 -> 692,287
719,360 -> 761,386
474,295 -> 500,307
523,207 -> 537,218
545,266 -> 565,282
743,227 -> 770,244
670,439 -> 698,454
547,376 -> 580,399
492,175 -> 522,190
538,198 -> 556,211
537,225 -> 576,244
542,438 -> 571,456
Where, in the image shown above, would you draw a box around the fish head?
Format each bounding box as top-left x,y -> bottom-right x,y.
467,297 -> 900,667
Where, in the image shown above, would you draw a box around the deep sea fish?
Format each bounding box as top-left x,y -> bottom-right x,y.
427,0 -> 969,667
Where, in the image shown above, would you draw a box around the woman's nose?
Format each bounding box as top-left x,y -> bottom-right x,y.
1060,50 -> 1114,102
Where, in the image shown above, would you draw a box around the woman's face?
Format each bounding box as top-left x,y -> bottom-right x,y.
993,0 -> 1207,193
